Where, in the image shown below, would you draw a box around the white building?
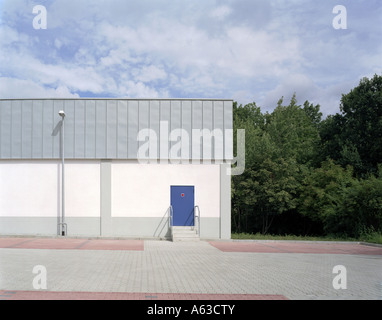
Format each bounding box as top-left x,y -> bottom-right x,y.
0,99 -> 233,240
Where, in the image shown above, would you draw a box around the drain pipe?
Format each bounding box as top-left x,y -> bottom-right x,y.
58,110 -> 66,236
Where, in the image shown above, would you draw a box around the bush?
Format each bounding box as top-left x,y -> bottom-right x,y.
299,161 -> 382,237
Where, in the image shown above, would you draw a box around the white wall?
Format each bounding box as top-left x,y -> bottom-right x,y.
0,161 -> 58,217
111,162 -> 220,219
0,160 -> 100,218
0,160 -> 224,237
65,161 -> 100,217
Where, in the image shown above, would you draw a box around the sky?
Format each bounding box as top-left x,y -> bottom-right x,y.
0,0 -> 381,116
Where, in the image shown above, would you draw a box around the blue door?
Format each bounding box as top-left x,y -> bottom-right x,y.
171,186 -> 195,226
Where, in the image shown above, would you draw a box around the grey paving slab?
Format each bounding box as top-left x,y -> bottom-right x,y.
0,240 -> 381,300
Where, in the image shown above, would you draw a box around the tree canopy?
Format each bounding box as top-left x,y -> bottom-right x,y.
232,74 -> 382,237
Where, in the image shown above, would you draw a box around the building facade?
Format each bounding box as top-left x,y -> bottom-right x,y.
0,99 -> 233,239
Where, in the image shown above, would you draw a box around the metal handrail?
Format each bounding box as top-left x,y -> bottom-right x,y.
169,205 -> 174,229
194,205 -> 200,235
169,205 -> 199,235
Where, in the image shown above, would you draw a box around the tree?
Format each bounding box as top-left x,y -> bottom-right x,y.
232,102 -> 265,232
239,156 -> 300,234
298,160 -> 356,235
303,100 -> 322,128
320,74 -> 382,176
298,160 -> 382,237
232,96 -> 322,234
265,94 -> 321,166
232,75 -> 382,237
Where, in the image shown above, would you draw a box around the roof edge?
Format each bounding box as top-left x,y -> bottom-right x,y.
0,98 -> 234,101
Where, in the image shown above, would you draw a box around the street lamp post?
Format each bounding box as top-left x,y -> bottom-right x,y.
58,110 -> 66,236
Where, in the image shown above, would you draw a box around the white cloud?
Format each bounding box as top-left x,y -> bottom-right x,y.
132,65 -> 167,83
122,81 -> 166,98
210,5 -> 232,20
260,73 -> 360,116
95,19 -> 303,95
0,0 -> 380,115
54,39 -> 63,50
0,77 -> 79,98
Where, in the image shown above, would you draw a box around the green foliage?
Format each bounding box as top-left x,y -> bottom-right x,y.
299,162 -> 382,237
320,74 -> 382,176
231,233 -> 359,242
265,94 -> 321,165
303,100 -> 322,128
232,95 -> 319,234
298,160 -> 356,235
232,74 -> 382,240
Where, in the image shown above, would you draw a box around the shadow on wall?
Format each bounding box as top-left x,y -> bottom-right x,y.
153,207 -> 172,239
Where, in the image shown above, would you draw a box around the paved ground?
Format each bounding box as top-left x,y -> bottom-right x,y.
0,237 -> 381,300
209,240 -> 382,255
0,237 -> 144,251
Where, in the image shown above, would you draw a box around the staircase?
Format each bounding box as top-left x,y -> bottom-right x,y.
171,226 -> 200,242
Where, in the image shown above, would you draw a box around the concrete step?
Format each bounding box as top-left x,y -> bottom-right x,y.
172,230 -> 198,235
172,236 -> 200,242
172,232 -> 199,238
171,226 -> 200,242
172,226 -> 195,230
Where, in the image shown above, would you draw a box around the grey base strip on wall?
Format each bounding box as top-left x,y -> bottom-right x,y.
0,217 -> 221,239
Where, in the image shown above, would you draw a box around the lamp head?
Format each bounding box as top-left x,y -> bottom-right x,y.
58,110 -> 66,118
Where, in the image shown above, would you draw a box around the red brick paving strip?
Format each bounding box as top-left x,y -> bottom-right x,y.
0,290 -> 288,300
0,238 -> 144,251
209,241 -> 382,255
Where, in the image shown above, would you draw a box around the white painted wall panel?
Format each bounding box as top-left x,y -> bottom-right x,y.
0,161 -> 57,217
65,161 -> 100,217
111,163 -> 220,218
0,161 -> 100,218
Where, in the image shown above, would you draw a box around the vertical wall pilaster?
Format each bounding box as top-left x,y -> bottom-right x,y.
100,160 -> 112,236
220,163 -> 231,239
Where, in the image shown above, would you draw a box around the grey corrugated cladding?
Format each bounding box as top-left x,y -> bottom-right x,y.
0,99 -> 233,160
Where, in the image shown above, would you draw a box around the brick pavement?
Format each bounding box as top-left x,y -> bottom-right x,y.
0,237 -> 144,251
0,290 -> 286,300
0,238 -> 381,300
209,240 -> 382,255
